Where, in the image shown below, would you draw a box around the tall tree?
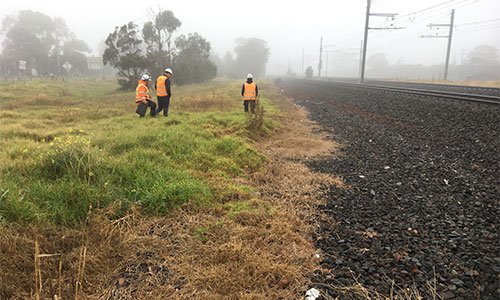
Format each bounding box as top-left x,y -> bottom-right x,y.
1,10 -> 55,55
222,51 -> 236,78
173,33 -> 217,85
233,38 -> 270,78
104,10 -> 217,87
305,66 -> 313,79
103,22 -> 148,89
467,45 -> 499,65
463,45 -> 500,80
209,52 -> 224,77
366,53 -> 390,77
142,9 -> 181,72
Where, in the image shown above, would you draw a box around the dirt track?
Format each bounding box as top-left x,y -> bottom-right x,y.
281,79 -> 499,299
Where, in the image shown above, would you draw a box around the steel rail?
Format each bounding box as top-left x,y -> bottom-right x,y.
293,79 -> 500,105
315,77 -> 500,97
365,79 -> 500,97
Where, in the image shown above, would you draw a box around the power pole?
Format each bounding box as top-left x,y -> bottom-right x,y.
420,9 -> 455,80
360,0 -> 403,83
325,50 -> 342,77
302,49 -> 305,77
359,40 -> 364,78
318,37 -> 335,78
444,9 -> 455,80
360,0 -> 371,83
325,51 -> 329,77
318,37 -> 323,78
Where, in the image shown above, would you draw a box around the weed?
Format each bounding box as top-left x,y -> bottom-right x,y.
36,131 -> 97,182
193,226 -> 210,242
225,200 -> 260,220
245,102 -> 265,136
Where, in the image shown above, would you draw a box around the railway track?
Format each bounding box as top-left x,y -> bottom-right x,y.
365,79 -> 500,97
291,78 -> 500,105
281,78 -> 500,298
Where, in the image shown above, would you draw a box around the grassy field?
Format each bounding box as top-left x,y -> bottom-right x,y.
0,78 -> 432,299
0,78 -> 275,226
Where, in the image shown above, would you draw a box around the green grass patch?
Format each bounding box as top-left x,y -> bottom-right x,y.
225,201 -> 256,219
0,79 -> 277,226
193,226 -> 210,243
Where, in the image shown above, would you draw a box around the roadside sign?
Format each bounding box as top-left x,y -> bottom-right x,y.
63,61 -> 72,71
87,57 -> 103,70
19,60 -> 26,70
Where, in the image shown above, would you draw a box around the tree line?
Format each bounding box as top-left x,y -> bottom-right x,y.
0,10 -> 91,77
211,38 -> 270,80
0,9 -> 272,89
103,9 -> 271,89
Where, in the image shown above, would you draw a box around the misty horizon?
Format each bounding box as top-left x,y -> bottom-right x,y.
1,0 -> 499,77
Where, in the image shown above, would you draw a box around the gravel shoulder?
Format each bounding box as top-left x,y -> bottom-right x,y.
281,79 -> 500,299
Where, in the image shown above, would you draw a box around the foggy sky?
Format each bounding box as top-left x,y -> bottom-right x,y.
1,0 -> 499,76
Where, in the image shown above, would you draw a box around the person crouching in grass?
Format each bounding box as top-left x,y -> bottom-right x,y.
135,74 -> 157,117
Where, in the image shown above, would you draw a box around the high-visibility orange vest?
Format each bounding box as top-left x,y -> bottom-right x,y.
156,75 -> 168,96
243,82 -> 257,100
135,80 -> 150,104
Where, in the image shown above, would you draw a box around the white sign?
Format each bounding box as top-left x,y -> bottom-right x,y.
19,60 -> 26,70
87,57 -> 103,70
62,61 -> 72,71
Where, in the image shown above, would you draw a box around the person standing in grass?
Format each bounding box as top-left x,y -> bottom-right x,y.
155,68 -> 173,117
135,74 -> 157,117
241,73 -> 258,113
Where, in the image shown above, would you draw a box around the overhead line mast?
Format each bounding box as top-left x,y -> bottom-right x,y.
360,0 -> 403,83
318,37 -> 335,78
420,9 -> 455,80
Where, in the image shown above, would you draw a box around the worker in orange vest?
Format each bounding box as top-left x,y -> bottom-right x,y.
241,73 -> 258,113
154,68 -> 173,116
135,74 -> 157,117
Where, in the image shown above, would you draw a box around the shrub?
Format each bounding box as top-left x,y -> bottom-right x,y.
245,103 -> 273,139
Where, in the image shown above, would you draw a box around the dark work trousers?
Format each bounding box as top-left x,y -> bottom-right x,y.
138,100 -> 157,117
156,96 -> 171,116
244,100 -> 256,113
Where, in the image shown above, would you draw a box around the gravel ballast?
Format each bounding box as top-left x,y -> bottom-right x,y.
281,79 -> 499,299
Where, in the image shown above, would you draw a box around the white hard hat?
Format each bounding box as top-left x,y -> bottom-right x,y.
247,73 -> 253,79
164,68 -> 173,74
141,74 -> 151,81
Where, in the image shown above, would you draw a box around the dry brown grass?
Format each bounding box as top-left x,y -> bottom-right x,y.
397,79 -> 500,88
173,82 -> 241,113
0,212 -> 129,299
258,87 -> 339,160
